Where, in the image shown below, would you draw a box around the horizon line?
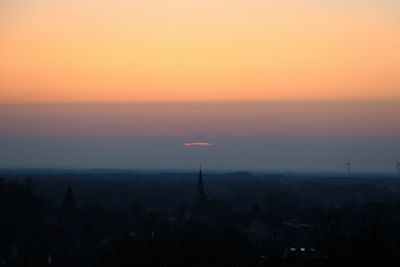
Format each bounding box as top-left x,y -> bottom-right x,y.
1,97 -> 400,106
0,167 -> 398,175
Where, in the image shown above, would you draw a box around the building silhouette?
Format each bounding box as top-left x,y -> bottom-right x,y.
192,167 -> 208,217
49,185 -> 81,267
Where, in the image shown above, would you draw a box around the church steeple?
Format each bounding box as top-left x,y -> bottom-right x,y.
54,185 -> 81,266
193,166 -> 208,216
197,166 -> 205,195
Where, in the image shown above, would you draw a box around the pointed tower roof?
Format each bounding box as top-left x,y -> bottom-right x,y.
60,185 -> 78,213
196,166 -> 205,195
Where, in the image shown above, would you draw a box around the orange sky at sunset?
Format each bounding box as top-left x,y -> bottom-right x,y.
1,0 -> 399,103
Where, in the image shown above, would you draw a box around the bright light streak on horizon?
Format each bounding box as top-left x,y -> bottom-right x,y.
183,142 -> 214,147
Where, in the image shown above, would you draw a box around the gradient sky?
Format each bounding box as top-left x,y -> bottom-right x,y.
0,1 -> 399,171
1,0 -> 399,102
0,101 -> 399,172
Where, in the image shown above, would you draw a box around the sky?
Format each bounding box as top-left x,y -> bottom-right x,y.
0,1 -> 399,172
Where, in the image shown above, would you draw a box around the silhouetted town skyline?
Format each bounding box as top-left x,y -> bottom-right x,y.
2,168 -> 400,266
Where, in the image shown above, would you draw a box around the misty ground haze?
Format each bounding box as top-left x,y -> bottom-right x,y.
1,100 -> 399,172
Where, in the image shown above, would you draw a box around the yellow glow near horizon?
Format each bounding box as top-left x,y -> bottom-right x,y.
0,0 -> 399,103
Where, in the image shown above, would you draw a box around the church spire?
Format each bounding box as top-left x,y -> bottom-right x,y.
197,165 -> 205,195
193,165 -> 208,216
